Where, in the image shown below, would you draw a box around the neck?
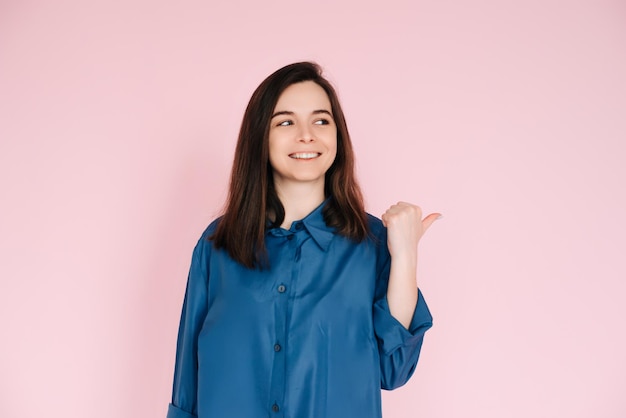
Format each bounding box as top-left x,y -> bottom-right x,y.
274,178 -> 325,229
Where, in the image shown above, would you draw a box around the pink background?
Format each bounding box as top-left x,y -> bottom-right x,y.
1,0 -> 625,417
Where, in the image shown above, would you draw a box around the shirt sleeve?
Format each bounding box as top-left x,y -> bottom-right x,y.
372,231 -> 433,390
167,233 -> 211,418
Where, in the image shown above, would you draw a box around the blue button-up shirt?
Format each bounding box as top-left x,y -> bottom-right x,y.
167,202 -> 433,418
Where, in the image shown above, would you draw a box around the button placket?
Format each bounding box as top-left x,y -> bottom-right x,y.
267,232 -> 297,417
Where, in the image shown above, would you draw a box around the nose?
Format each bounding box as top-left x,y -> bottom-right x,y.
297,124 -> 315,143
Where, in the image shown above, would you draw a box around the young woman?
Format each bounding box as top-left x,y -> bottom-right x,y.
166,62 -> 439,418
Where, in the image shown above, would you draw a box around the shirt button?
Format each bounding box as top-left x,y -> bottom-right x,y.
287,235 -> 294,241
272,404 -> 279,412
294,222 -> 304,231
277,285 -> 286,293
274,344 -> 281,352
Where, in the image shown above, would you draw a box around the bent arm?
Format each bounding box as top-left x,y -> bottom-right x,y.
381,202 -> 439,328
373,209 -> 436,389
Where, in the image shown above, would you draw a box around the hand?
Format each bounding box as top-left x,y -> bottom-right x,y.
381,202 -> 440,260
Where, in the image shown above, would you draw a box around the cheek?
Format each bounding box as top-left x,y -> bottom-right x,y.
329,133 -> 338,157
268,135 -> 280,161
327,142 -> 338,167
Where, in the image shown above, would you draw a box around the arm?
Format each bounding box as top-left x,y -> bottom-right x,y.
167,235 -> 211,418
382,202 -> 440,328
371,203 -> 439,389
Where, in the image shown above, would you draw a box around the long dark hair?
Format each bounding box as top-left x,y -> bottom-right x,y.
211,62 -> 368,268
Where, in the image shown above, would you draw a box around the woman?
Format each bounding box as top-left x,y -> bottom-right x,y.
167,62 -> 439,418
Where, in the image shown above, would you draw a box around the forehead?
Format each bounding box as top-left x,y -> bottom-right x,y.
274,81 -> 331,111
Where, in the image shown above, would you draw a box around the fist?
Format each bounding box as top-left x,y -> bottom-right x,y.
381,202 -> 440,259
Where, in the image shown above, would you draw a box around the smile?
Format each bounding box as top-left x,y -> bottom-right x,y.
289,152 -> 321,159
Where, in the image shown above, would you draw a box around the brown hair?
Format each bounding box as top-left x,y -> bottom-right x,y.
211,62 -> 368,268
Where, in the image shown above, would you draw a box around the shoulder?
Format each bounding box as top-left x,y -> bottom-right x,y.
366,213 -> 387,240
365,213 -> 391,275
365,213 -> 389,258
200,217 -> 222,240
192,217 -> 223,257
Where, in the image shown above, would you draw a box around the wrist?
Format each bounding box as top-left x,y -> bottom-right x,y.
389,250 -> 418,269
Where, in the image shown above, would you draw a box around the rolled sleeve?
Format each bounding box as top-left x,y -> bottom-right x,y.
374,289 -> 433,390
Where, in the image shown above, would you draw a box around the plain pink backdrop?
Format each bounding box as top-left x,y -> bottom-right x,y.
1,1 -> 625,417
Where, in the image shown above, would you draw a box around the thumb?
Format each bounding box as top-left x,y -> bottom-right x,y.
421,213 -> 442,233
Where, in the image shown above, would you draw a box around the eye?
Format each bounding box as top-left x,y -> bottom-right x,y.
277,120 -> 293,127
314,119 -> 330,125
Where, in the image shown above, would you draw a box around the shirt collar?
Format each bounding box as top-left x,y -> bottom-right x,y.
267,199 -> 335,252
299,199 -> 334,251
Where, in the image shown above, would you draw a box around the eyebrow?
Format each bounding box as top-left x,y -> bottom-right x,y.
271,109 -> 333,119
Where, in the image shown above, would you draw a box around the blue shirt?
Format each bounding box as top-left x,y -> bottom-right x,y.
167,202 -> 433,418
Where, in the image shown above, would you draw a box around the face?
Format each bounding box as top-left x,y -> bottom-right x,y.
268,81 -> 337,190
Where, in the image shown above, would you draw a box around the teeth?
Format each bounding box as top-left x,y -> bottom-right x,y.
290,153 -> 320,159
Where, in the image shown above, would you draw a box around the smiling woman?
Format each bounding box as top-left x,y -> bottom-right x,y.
211,62 -> 370,270
166,62 -> 439,418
